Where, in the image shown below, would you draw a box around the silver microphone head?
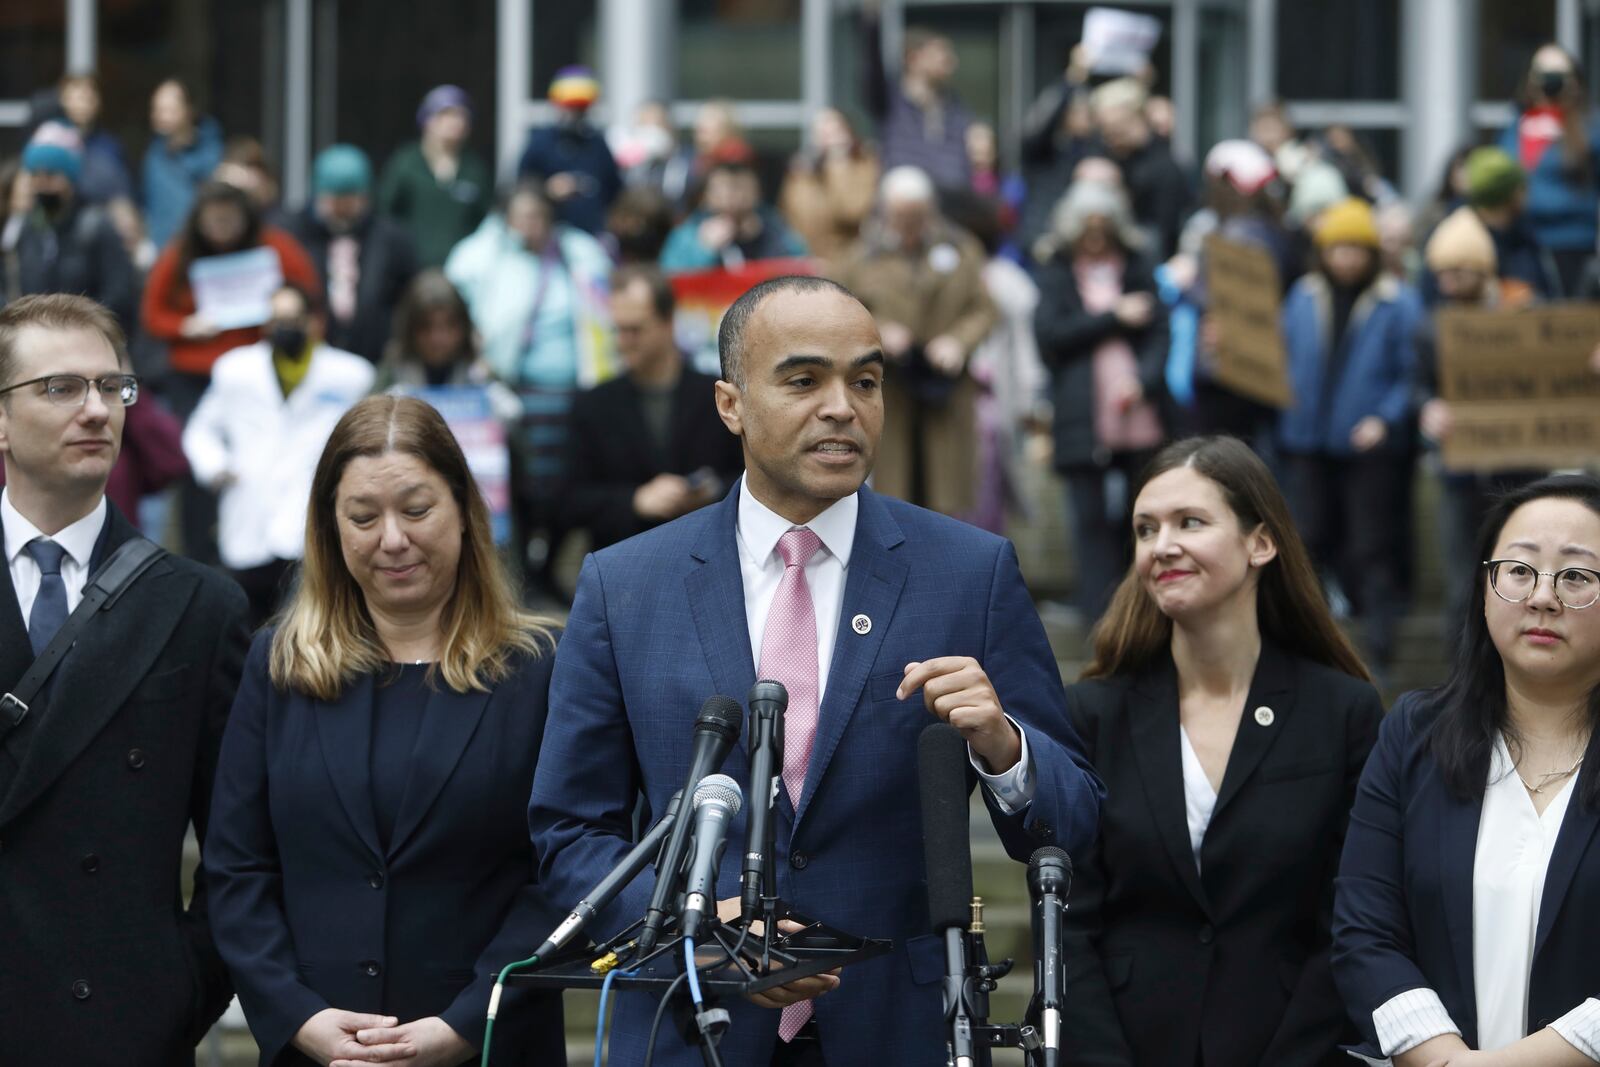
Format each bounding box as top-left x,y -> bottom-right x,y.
693,773 -> 743,815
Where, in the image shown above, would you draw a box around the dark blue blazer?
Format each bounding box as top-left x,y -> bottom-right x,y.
528,483 -> 1104,1067
1333,692 -> 1600,1056
205,631 -> 565,1066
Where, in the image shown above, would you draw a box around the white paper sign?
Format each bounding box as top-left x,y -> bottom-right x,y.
1083,7 -> 1163,76
188,247 -> 284,330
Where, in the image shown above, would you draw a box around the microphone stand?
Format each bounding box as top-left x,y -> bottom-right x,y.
952,897 -> 1045,1067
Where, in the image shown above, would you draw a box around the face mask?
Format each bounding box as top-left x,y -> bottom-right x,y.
34,191 -> 65,215
268,325 -> 308,356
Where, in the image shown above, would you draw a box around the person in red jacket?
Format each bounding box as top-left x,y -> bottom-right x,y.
141,180 -> 318,561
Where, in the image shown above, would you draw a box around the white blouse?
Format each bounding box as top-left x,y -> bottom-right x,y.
1370,734 -> 1600,1063
1179,725 -> 1218,870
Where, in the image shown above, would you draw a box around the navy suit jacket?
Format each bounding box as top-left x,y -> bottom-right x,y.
205,631 -> 565,1066
529,483 -> 1103,1067
1333,692 -> 1600,1056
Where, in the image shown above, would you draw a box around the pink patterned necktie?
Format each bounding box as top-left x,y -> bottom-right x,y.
757,527 -> 823,1043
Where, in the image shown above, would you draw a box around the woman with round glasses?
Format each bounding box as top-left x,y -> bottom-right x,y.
1334,473 -> 1600,1067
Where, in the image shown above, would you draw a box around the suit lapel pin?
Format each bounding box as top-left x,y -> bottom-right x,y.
851,613 -> 872,635
1254,706 -> 1275,727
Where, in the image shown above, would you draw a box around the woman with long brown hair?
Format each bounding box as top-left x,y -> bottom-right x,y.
205,395 -> 563,1066
1061,435 -> 1383,1067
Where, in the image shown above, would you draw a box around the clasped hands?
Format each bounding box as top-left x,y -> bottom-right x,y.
294,1008 -> 472,1067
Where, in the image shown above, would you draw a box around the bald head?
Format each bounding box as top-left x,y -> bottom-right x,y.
717,275 -> 860,388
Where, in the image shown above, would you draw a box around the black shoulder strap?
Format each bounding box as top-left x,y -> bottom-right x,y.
0,537 -> 165,735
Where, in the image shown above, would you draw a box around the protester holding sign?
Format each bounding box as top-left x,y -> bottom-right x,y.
141,180 -> 319,563
1278,197 -> 1422,681
1414,208 -> 1544,632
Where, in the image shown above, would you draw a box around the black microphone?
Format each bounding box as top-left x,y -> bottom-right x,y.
680,774 -> 744,940
530,789 -> 684,961
1028,846 -> 1072,1067
740,680 -> 787,923
919,721 -> 977,1067
637,695 -> 744,954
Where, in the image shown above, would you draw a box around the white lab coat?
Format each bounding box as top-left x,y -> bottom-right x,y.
182,340 -> 374,570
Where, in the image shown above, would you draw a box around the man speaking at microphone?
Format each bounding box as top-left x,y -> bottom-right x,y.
530,276 -> 1103,1066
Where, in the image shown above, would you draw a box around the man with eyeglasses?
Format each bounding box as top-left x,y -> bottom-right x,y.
0,293 -> 250,1066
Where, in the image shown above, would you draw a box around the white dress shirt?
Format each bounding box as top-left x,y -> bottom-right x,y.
734,478 -> 1035,811
1369,733 -> 1600,1062
2,489 -> 108,621
1178,725 -> 1218,870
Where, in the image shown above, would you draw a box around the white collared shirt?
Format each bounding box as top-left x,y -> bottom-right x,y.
733,477 -> 1034,811
1178,725 -> 1218,870
1368,734 -> 1600,1063
2,489 -> 108,622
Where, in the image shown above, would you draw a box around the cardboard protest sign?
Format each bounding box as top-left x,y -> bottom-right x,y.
1436,304 -> 1600,471
1205,235 -> 1292,409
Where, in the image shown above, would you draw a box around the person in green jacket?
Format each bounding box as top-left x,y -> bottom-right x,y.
377,85 -> 492,268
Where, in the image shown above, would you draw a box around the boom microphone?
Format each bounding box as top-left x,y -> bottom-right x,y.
740,680 -> 787,922
680,774 -> 744,940
920,721 -> 977,1067
637,695 -> 744,954
530,788 -> 684,961
1028,846 -> 1072,1067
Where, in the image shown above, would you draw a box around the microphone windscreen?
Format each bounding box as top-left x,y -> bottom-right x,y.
693,773 -> 744,814
696,694 -> 744,741
1028,845 -> 1072,897
919,721 -> 974,932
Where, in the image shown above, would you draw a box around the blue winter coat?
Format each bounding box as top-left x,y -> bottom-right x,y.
1277,272 -> 1420,456
1497,114 -> 1600,253
141,116 -> 224,247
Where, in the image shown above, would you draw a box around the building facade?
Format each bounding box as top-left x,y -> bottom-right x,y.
3,0 -> 1599,207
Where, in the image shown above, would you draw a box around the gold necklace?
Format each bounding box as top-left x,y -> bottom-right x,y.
1516,754 -> 1585,795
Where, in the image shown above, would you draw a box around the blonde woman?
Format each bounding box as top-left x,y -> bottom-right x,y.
205,395 -> 563,1066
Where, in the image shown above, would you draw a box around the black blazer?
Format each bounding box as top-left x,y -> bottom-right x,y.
1333,693 -> 1600,1057
0,504 -> 250,1067
205,630 -> 565,1066
1032,251 -> 1170,470
1062,644 -> 1383,1067
562,366 -> 744,550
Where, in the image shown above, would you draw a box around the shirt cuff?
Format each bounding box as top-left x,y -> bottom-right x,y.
971,715 -> 1034,815
1549,998 -> 1600,1062
1373,987 -> 1461,1058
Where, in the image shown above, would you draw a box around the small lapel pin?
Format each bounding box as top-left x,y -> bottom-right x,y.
1254,706 -> 1275,727
851,613 -> 872,635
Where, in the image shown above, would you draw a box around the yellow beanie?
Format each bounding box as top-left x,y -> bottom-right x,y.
1313,197 -> 1381,250
1424,206 -> 1497,276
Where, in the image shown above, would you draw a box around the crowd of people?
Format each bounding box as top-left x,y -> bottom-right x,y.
3,19 -> 1600,1067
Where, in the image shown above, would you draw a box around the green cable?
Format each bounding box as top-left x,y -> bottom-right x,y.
479,952 -> 540,1067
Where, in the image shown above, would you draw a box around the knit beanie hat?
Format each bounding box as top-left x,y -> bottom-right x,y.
312,144 -> 373,195
1425,206 -> 1497,275
549,66 -> 601,110
21,121 -> 83,184
417,84 -> 472,129
1465,146 -> 1525,209
1313,197 -> 1381,249
1286,160 -> 1348,227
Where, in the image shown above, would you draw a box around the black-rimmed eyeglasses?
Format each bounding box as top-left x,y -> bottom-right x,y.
0,374 -> 140,407
1483,559 -> 1600,610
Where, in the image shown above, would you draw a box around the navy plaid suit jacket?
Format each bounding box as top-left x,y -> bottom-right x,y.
530,482 -> 1103,1067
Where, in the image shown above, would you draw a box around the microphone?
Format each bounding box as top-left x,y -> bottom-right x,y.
680,774 -> 744,940
740,680 -> 787,923
530,789 -> 683,961
637,695 -> 744,954
920,721 -> 977,1067
1028,846 -> 1072,1067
